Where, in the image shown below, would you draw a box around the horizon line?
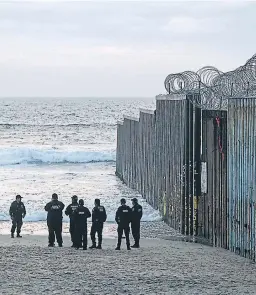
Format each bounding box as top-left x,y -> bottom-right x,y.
0,96 -> 155,99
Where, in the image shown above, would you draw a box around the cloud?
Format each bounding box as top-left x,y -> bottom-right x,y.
0,1 -> 255,96
164,16 -> 217,33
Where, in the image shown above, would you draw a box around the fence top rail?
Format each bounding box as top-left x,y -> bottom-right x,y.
228,96 -> 256,100
123,115 -> 140,122
228,98 -> 256,108
139,108 -> 155,115
156,94 -> 187,101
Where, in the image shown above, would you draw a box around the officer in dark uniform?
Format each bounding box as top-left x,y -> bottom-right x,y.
131,198 -> 143,248
65,195 -> 79,247
74,199 -> 91,250
89,199 -> 107,249
9,195 -> 26,238
45,193 -> 65,247
115,198 -> 132,250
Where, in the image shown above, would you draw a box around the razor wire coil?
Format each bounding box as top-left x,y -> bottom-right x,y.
164,54 -> 256,109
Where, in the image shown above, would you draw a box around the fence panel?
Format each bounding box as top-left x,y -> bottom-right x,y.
200,110 -> 227,247
155,97 -> 189,230
138,110 -> 156,208
228,98 -> 256,260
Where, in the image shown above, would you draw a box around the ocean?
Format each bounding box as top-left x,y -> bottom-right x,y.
0,97 -> 160,237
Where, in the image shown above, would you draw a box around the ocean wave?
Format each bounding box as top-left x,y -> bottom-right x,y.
0,123 -> 116,128
0,147 -> 116,166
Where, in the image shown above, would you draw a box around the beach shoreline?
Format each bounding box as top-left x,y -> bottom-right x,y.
0,220 -> 182,239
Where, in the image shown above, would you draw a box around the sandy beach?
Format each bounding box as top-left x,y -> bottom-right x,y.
1,222 -> 256,295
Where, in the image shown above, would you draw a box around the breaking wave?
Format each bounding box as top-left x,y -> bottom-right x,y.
0,147 -> 116,166
0,123 -> 116,127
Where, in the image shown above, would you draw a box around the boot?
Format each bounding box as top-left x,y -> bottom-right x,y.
11,233 -> 14,238
48,244 -> 54,247
131,244 -> 139,248
115,246 -> 120,250
127,246 -> 131,250
96,245 -> 102,249
17,234 -> 22,238
89,244 -> 96,249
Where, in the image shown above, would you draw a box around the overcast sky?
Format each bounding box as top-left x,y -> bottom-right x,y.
0,0 -> 256,97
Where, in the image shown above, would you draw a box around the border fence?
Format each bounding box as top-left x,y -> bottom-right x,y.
116,54 -> 256,261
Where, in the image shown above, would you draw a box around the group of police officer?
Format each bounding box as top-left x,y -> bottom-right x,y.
9,194 -> 143,250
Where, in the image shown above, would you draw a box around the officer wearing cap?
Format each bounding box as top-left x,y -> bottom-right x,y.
74,199 -> 91,250
65,195 -> 79,247
89,198 -> 107,249
115,198 -> 132,250
131,198 -> 143,248
9,195 -> 26,238
45,193 -> 65,247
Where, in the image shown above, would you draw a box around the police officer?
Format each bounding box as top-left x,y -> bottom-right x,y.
44,193 -> 65,247
89,199 -> 107,249
115,198 -> 132,250
65,195 -> 79,247
9,195 -> 26,238
131,198 -> 143,248
74,199 -> 91,250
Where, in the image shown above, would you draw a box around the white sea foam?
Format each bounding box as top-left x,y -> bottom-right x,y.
0,208 -> 162,223
0,147 -> 116,166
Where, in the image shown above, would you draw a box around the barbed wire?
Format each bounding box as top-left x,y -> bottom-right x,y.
164,54 -> 256,109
